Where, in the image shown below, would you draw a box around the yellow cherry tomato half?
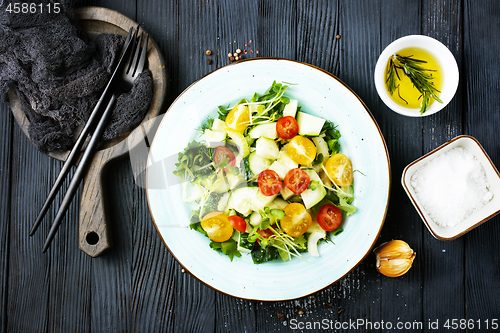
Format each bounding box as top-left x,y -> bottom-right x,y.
325,153 -> 353,187
280,203 -> 312,237
201,211 -> 233,242
287,135 -> 317,165
225,104 -> 250,132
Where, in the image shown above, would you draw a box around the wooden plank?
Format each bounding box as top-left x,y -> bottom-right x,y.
420,0 -> 466,324
73,1 -> 136,332
463,0 -> 500,321
6,125 -> 52,332
345,0 -> 424,327
87,160 -> 134,332
5,118 -> 91,332
133,0 -> 220,331
214,0 -> 295,331
0,103 -> 12,333
296,0 -> 340,74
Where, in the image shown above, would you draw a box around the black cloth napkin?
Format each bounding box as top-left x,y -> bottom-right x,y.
0,0 -> 153,153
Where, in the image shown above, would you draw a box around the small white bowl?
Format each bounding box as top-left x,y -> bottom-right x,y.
402,135 -> 500,240
374,35 -> 459,117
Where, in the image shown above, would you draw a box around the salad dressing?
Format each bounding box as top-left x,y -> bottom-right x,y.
385,47 -> 442,109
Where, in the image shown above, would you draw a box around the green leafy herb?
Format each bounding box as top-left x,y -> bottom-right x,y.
217,105 -> 230,121
386,54 -> 443,115
270,208 -> 286,220
320,121 -> 341,155
313,153 -> 324,166
198,117 -> 214,133
189,222 -> 207,236
240,155 -> 254,181
238,233 -> 254,252
309,180 -> 320,191
251,244 -> 279,264
210,238 -> 241,261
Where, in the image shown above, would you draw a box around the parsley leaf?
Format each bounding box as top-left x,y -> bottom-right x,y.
210,238 -> 241,261
321,121 -> 341,155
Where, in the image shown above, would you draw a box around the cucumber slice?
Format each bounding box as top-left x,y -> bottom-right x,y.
300,169 -> 327,209
307,220 -> 326,234
212,118 -> 226,132
268,160 -> 289,179
248,152 -> 272,175
226,173 -> 245,190
237,232 -> 253,253
228,187 -> 258,216
312,136 -> 330,162
283,99 -> 298,118
217,192 -> 230,211
204,129 -> 226,148
249,211 -> 263,226
251,191 -> 277,212
297,112 -> 326,136
212,176 -> 230,193
225,128 -> 250,158
248,123 -> 277,139
272,197 -> 289,210
281,185 -> 294,200
278,147 -> 298,169
255,137 -> 280,160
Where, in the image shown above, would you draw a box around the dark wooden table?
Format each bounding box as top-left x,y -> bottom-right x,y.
1,0 -> 499,332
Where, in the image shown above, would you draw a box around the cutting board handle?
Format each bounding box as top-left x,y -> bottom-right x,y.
79,148 -> 117,257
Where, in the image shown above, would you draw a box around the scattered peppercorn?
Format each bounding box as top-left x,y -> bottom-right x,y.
207,59 -> 212,65
336,34 -> 341,39
327,303 -> 333,308
298,310 -> 304,315
230,56 -> 235,61
206,50 -> 212,55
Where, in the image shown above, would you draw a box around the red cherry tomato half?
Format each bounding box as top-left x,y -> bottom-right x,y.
277,116 -> 299,140
213,146 -> 236,168
228,215 -> 247,233
258,169 -> 282,196
317,204 -> 342,231
284,168 -> 310,194
257,227 -> 275,239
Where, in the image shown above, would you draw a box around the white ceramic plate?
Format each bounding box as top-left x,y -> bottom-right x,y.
146,58 -> 391,300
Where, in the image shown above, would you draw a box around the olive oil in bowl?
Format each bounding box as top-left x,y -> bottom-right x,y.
385,47 -> 442,113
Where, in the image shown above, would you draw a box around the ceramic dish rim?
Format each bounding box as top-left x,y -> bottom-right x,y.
401,135 -> 500,240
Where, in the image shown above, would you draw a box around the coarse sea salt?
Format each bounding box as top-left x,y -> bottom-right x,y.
410,146 -> 493,227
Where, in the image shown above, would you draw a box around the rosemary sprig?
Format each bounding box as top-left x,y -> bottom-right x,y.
385,54 -> 443,114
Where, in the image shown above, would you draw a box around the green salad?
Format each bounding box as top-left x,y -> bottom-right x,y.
173,81 -> 357,264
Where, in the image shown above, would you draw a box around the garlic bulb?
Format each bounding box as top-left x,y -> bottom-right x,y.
374,240 -> 416,277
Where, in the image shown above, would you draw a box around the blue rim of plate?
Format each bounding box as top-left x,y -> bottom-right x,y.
146,57 -> 391,301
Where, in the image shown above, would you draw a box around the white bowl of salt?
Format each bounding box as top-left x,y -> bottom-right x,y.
402,135 -> 500,240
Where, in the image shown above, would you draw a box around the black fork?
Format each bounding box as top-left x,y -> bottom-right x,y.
37,26 -> 149,252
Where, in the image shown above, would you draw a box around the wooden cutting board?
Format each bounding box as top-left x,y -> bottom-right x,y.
8,7 -> 168,257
